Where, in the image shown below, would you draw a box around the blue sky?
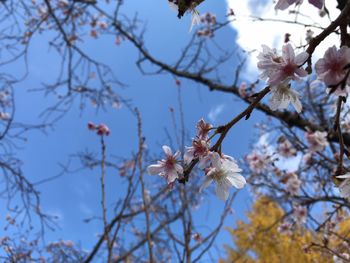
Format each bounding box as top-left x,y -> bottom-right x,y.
0,0 -> 267,260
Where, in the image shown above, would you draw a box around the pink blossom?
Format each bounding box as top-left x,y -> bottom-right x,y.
277,221 -> 292,234
184,139 -> 211,168
87,122 -> 96,130
277,137 -> 297,158
147,145 -> 183,184
305,131 -> 328,152
280,172 -> 301,195
246,151 -> 269,173
257,44 -> 308,86
196,119 -> 212,140
315,45 -> 350,93
200,152 -> 245,200
200,13 -> 216,26
97,123 -> 110,136
238,82 -> 248,98
192,233 -> 202,243
293,204 -> 307,224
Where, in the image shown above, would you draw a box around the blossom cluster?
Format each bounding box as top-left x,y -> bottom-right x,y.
147,119 -> 246,200
197,12 -> 216,38
315,46 -> 350,96
87,122 -> 110,136
257,43 -> 308,113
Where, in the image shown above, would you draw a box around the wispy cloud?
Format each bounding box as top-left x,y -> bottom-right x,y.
208,104 -> 225,123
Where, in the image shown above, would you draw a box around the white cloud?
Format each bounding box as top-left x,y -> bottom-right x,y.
276,152 -> 302,171
226,0 -> 340,81
208,104 -> 225,123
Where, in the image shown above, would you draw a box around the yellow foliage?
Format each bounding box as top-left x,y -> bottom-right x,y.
220,197 -> 333,263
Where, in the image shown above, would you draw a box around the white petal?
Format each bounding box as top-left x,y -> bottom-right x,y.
166,169 -> 178,183
269,91 -> 283,111
282,43 -> 295,63
294,52 -> 309,65
147,164 -> 164,175
162,145 -> 173,156
174,150 -> 181,159
184,147 -> 195,164
216,183 -> 229,201
200,176 -> 213,192
210,152 -> 222,169
291,95 -> 302,113
226,174 -> 246,189
174,163 -> 183,174
337,174 -> 350,179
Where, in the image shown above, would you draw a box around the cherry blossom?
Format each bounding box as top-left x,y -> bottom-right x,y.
184,139 -> 211,168
196,118 -> 212,140
280,172 -> 301,195
305,131 -> 329,152
277,137 -> 297,158
246,151 -> 269,173
147,145 -> 183,184
200,152 -> 246,200
87,122 -> 110,136
257,43 -> 308,86
97,124 -> 110,136
315,45 -> 350,95
269,82 -> 302,113
277,221 -> 292,234
238,82 -> 248,98
293,204 -> 307,224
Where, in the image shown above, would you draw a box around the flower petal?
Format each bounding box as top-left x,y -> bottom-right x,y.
200,176 -> 213,192
147,164 -> 164,175
295,52 -> 309,65
226,174 -> 246,189
162,145 -> 173,156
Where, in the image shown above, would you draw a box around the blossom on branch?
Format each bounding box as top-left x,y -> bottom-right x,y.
87,122 -> 110,136
196,118 -> 212,140
277,137 -> 297,158
201,152 -> 246,200
257,43 -> 308,86
147,145 -> 183,184
184,139 -> 211,168
305,130 -> 328,152
246,150 -> 270,174
269,82 -> 302,113
315,45 -> 350,96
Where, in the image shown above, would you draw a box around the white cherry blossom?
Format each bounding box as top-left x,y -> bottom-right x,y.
305,131 -> 329,152
257,43 -> 308,86
147,145 -> 183,184
269,83 -> 302,113
200,153 -> 246,201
